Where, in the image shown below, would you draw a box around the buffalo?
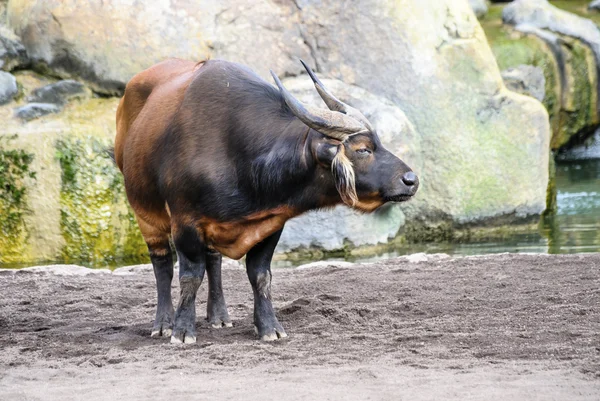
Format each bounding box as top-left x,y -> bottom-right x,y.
114,58 -> 418,343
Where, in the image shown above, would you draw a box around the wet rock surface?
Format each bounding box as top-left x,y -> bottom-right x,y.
0,253 -> 598,399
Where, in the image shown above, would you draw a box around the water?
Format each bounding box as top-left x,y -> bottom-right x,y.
541,159 -> 600,254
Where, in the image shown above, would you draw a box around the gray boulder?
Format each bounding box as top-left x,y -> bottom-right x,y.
501,65 -> 546,102
0,70 -> 17,104
503,0 -> 600,63
27,80 -> 87,105
589,0 -> 600,11
300,0 -> 549,228
502,0 -> 600,149
7,0 -> 312,95
469,0 -> 489,19
14,102 -> 61,121
0,26 -> 29,71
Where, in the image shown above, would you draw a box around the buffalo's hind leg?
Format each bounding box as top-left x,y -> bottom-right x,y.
170,224 -> 207,344
246,228 -> 287,341
206,249 -> 232,328
137,218 -> 174,338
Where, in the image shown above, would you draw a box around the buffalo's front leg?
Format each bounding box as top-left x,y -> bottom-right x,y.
246,229 -> 287,341
171,225 -> 206,344
206,249 -> 232,328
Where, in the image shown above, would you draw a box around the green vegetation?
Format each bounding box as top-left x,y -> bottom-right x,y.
55,136 -> 147,267
0,135 -> 36,264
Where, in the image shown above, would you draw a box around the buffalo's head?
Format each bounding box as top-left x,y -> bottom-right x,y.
271,61 -> 418,212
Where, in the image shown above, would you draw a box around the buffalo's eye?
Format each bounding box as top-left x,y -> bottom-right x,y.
356,148 -> 372,156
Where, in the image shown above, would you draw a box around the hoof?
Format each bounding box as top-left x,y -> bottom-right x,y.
261,330 -> 288,342
210,319 -> 233,329
150,323 -> 173,338
170,333 -> 197,344
256,324 -> 287,341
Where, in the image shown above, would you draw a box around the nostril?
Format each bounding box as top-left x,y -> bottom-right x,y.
402,171 -> 417,186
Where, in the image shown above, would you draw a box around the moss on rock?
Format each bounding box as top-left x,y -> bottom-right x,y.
55,135 -> 147,267
0,135 -> 36,263
555,37 -> 598,148
482,3 -> 599,150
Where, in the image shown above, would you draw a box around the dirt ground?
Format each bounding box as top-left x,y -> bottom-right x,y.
0,253 -> 599,400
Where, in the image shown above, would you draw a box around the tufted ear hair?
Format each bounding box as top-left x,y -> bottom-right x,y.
315,141 -> 339,166
331,146 -> 358,207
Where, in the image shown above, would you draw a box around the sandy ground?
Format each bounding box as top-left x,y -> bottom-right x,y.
0,253 -> 599,400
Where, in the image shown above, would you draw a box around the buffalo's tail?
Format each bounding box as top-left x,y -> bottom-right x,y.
105,146 -> 116,164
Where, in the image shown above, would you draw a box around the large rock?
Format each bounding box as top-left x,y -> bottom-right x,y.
503,1 -> 600,64
483,1 -> 600,150
590,1 -> 600,11
277,77 -> 417,251
298,0 -> 549,230
6,0 -> 312,95
0,70 -> 16,104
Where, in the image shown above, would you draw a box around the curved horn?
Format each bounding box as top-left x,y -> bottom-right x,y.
299,59 -> 373,132
270,70 -> 367,141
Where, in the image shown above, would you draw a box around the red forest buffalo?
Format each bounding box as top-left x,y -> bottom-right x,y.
114,58 -> 418,343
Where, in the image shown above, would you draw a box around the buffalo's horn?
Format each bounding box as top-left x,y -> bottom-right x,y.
299,59 -> 373,132
270,70 -> 367,141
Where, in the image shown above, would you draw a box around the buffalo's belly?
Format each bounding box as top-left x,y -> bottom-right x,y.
201,207 -> 296,259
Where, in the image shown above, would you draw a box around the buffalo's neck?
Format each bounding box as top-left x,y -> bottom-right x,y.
244,124 -> 338,214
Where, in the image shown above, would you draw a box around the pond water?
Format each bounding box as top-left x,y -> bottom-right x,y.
281,157 -> 600,267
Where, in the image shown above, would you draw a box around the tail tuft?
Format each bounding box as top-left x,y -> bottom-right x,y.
105,146 -> 116,163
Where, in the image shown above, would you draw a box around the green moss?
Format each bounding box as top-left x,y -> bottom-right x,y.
0,135 -> 36,264
403,219 -> 539,244
545,153 -> 558,215
55,136 -> 147,267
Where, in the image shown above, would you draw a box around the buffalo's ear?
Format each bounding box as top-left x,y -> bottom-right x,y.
315,142 -> 340,166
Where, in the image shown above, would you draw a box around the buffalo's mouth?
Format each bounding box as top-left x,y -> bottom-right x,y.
384,194 -> 414,203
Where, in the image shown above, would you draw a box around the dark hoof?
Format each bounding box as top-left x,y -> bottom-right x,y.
151,311 -> 173,338
150,322 -> 173,338
170,328 -> 197,344
254,323 -> 287,342
171,316 -> 197,344
209,319 -> 233,329
208,309 -> 233,329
